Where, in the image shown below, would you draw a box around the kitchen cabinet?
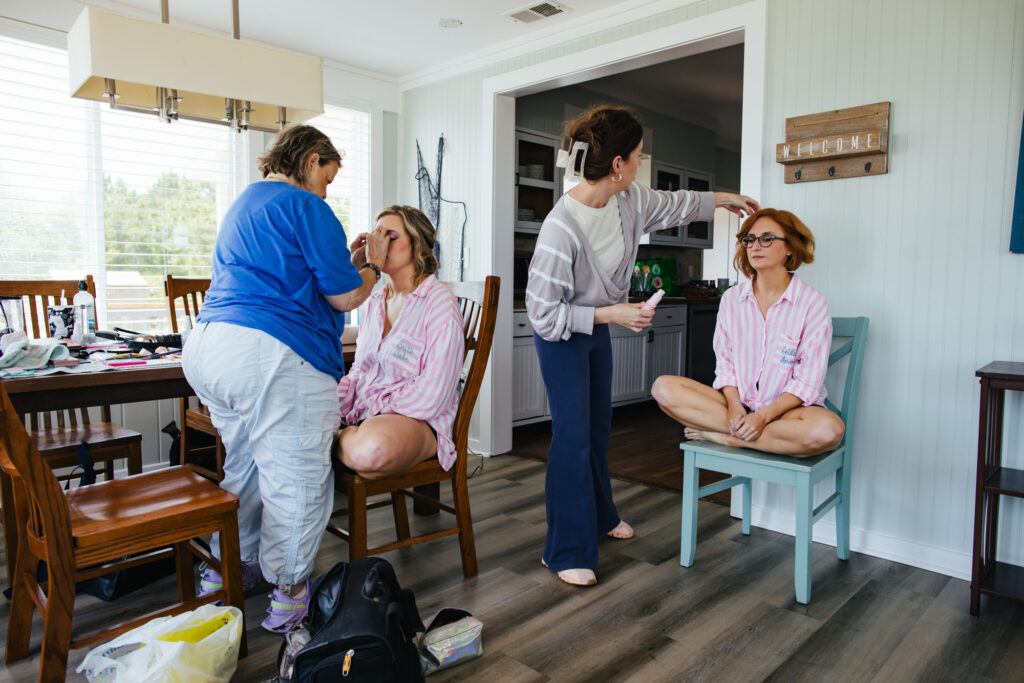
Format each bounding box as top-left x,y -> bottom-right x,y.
512,306 -> 688,426
515,128 -> 561,234
512,334 -> 549,423
608,323 -> 649,403
646,161 -> 715,248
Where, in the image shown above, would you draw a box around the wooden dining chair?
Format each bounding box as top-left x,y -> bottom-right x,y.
325,276 -> 500,577
0,277 -> 142,483
164,275 -> 224,482
679,317 -> 869,604
0,381 -> 246,682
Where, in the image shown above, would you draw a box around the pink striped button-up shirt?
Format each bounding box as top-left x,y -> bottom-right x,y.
336,275 -> 465,470
712,273 -> 831,411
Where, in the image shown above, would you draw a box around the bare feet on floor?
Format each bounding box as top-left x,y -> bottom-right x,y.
541,558 -> 597,587
606,520 -> 634,539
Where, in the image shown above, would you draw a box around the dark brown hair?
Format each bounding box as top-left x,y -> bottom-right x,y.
732,208 -> 816,279
258,125 -> 343,185
563,105 -> 643,180
375,205 -> 439,285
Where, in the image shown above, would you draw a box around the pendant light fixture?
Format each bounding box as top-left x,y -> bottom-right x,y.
67,0 -> 324,133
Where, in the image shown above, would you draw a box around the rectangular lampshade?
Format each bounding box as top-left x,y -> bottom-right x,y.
67,7 -> 324,131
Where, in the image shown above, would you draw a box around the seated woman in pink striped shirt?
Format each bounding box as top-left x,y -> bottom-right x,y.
335,206 -> 465,478
652,208 -> 844,456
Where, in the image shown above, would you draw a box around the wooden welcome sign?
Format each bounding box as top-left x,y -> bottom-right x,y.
776,102 -> 890,183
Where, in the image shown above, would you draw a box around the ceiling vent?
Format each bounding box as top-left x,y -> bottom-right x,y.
506,3 -> 569,24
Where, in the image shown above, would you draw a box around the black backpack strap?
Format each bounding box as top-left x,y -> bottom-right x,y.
397,588 -> 425,636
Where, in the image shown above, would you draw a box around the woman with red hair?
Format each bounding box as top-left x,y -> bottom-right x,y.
652,208 -> 845,455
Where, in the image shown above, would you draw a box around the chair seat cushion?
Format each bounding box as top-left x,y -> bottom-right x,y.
32,423 -> 141,452
67,466 -> 238,548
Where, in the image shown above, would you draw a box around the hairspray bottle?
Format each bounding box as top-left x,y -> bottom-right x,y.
641,289 -> 665,311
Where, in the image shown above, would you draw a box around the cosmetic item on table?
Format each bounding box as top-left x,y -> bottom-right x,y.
72,280 -> 96,343
641,289 -> 666,311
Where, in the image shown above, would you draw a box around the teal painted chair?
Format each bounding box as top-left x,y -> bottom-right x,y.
680,316 -> 869,604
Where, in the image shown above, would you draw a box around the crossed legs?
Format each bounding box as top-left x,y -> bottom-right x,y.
651,375 -> 844,457
335,414 -> 438,479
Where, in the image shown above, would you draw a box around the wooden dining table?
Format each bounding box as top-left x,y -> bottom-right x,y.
0,344 -> 355,588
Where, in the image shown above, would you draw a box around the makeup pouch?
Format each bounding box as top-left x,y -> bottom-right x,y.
417,608 -> 483,676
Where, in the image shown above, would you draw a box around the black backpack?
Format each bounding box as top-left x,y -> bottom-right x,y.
281,558 -> 425,682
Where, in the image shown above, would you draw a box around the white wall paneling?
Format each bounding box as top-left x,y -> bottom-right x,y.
402,0 -> 1024,579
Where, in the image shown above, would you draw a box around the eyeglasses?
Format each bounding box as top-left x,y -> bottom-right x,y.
739,234 -> 787,248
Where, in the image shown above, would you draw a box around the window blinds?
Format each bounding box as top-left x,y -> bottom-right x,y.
0,31 -> 373,332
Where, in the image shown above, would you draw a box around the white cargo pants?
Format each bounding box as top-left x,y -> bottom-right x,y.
182,321 -> 339,586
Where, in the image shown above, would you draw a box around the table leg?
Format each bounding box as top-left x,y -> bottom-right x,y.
971,378 -> 991,616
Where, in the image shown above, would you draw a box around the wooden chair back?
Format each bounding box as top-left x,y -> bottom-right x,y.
0,276 -> 96,340
164,275 -> 210,333
0,277 -> 109,431
444,276 -> 501,477
0,384 -> 76,586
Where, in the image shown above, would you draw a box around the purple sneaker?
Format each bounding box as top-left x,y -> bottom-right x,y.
261,581 -> 310,634
198,560 -> 266,598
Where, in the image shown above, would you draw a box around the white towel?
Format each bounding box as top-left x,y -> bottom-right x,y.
0,336 -> 70,372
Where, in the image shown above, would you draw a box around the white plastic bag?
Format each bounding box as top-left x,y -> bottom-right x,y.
76,604 -> 243,683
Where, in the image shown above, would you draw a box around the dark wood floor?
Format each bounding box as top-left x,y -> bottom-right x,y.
3,455 -> 1024,681
515,400 -> 730,504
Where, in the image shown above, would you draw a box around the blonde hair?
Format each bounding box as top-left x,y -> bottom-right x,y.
375,205 -> 439,285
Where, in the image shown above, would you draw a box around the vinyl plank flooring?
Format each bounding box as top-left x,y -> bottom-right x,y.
2,454 -> 1022,683
871,579 -> 1024,682
766,579 -> 934,682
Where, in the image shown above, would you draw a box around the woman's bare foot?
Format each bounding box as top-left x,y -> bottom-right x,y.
685,427 -> 745,447
606,520 -> 634,539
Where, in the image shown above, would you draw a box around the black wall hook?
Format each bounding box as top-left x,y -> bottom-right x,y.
828,166 -> 836,176
864,161 -> 872,172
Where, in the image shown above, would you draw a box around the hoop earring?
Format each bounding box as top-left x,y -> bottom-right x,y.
612,172 -> 623,183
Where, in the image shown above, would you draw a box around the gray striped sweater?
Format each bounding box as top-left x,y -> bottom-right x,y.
527,184 -> 714,341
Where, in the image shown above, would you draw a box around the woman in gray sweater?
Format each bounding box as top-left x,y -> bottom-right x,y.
527,105 -> 758,587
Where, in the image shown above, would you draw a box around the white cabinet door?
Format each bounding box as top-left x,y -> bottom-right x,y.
647,324 -> 686,387
512,335 -> 548,422
609,325 -> 649,404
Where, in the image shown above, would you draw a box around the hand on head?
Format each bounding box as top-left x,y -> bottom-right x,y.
716,193 -> 761,218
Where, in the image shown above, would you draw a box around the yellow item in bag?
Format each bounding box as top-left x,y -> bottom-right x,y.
157,611 -> 236,644
77,604 -> 242,683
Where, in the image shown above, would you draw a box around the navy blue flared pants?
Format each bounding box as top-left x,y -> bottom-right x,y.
534,324 -> 621,571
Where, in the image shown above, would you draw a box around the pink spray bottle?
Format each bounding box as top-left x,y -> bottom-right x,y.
641,288 -> 665,311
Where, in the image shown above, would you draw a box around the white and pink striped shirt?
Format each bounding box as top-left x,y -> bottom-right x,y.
712,273 -> 831,411
336,275 -> 465,470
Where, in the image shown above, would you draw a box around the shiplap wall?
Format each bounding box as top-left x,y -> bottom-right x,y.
401,0 -> 1024,578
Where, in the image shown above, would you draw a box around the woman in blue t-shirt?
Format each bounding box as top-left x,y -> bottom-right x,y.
182,125 -> 389,633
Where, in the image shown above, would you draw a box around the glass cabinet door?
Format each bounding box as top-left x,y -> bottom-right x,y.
682,171 -> 714,248
515,129 -> 560,233
652,165 -> 684,243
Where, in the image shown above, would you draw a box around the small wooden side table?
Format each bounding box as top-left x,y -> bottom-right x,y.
972,361 -> 1024,615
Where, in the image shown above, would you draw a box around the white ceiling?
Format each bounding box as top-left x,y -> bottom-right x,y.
36,0 -> 641,80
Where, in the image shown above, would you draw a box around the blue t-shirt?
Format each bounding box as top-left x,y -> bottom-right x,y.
198,181 -> 364,380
